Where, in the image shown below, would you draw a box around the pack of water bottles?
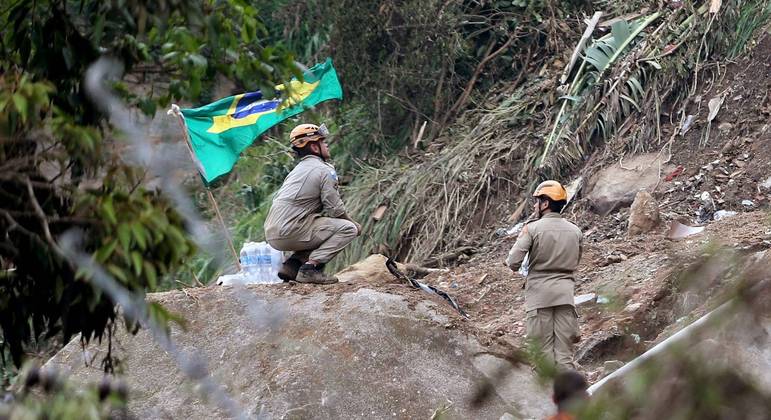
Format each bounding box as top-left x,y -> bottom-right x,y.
240,241 -> 283,284
217,241 -> 283,285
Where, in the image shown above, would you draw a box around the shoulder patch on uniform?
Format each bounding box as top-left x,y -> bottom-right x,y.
328,169 -> 338,182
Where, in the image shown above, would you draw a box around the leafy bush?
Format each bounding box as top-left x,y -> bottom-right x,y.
0,0 -> 297,374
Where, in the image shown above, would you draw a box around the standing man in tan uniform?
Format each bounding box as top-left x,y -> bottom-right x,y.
264,123 -> 361,284
506,180 -> 582,370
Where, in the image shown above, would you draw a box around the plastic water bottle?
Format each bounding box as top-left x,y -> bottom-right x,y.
244,242 -> 257,282
268,246 -> 282,282
248,243 -> 259,279
256,242 -> 267,283
240,246 -> 249,275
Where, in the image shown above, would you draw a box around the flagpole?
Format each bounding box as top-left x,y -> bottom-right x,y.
168,105 -> 242,272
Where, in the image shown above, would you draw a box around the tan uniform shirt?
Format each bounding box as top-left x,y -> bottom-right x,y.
264,155 -> 346,242
506,213 -> 582,311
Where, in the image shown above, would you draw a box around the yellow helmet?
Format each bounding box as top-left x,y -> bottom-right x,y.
533,180 -> 568,202
289,123 -> 329,148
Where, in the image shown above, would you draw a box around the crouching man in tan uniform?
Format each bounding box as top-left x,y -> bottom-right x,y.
506,180 -> 583,370
264,123 -> 361,284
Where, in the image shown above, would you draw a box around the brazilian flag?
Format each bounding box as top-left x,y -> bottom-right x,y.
180,58 -> 343,183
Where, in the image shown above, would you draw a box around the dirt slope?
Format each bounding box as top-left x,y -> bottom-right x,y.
429,31 -> 771,383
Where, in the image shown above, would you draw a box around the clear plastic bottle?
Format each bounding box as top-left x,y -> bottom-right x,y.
268,245 -> 282,283
240,246 -> 249,276
249,242 -> 260,279
256,242 -> 264,282
259,242 -> 271,283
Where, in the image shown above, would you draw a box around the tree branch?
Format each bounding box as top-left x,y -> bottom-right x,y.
439,31 -> 520,130
25,177 -> 64,255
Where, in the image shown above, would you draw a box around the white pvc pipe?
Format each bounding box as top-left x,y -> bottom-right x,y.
587,301 -> 733,395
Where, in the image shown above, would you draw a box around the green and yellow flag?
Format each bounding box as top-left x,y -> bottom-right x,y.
180,58 -> 343,183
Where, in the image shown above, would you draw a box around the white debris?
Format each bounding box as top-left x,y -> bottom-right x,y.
496,222 -> 524,237
216,273 -> 248,286
681,114 -> 695,134
713,210 -> 737,221
667,221 -> 705,240
742,199 -> 755,207
574,293 -> 597,306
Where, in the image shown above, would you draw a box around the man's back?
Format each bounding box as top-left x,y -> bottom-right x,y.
264,156 -> 345,241
527,214 -> 582,275
508,213 -> 582,311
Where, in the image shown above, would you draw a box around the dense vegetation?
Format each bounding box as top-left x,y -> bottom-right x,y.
0,0 -> 298,378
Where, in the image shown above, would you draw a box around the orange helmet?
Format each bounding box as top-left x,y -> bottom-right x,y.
289,123 -> 329,148
533,180 -> 567,202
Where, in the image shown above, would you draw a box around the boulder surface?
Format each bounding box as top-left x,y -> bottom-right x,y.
587,153 -> 674,215
46,283 -> 552,419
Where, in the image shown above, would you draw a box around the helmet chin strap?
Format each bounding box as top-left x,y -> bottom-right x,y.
310,143 -> 327,161
533,197 -> 548,219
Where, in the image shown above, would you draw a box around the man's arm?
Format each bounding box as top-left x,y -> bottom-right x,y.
318,168 -> 347,218
318,169 -> 361,235
506,225 -> 532,271
339,213 -> 362,236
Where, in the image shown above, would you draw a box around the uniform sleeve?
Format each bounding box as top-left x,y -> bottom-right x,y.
318,168 -> 347,218
506,225 -> 532,270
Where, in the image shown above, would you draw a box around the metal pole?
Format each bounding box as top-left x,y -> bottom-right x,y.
169,106 -> 242,272
587,301 -> 733,395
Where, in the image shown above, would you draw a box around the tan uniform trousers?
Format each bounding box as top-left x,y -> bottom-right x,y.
526,304 -> 579,370
267,217 -> 357,264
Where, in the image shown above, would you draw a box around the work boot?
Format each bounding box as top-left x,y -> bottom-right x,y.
295,263 -> 338,285
278,258 -> 303,282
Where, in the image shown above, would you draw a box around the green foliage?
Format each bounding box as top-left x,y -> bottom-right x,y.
728,0 -> 771,57
0,364 -> 129,419
0,0 -> 298,373
539,0 -> 771,174
540,13 -> 661,167
580,352 -> 771,419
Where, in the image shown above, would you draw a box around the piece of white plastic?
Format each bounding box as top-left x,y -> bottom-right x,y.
518,253 -> 530,277
713,210 -> 737,221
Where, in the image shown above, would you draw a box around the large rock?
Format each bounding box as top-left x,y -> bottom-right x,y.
627,191 -> 661,236
587,153 -> 674,215
335,254 -> 404,283
46,284 -> 552,419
